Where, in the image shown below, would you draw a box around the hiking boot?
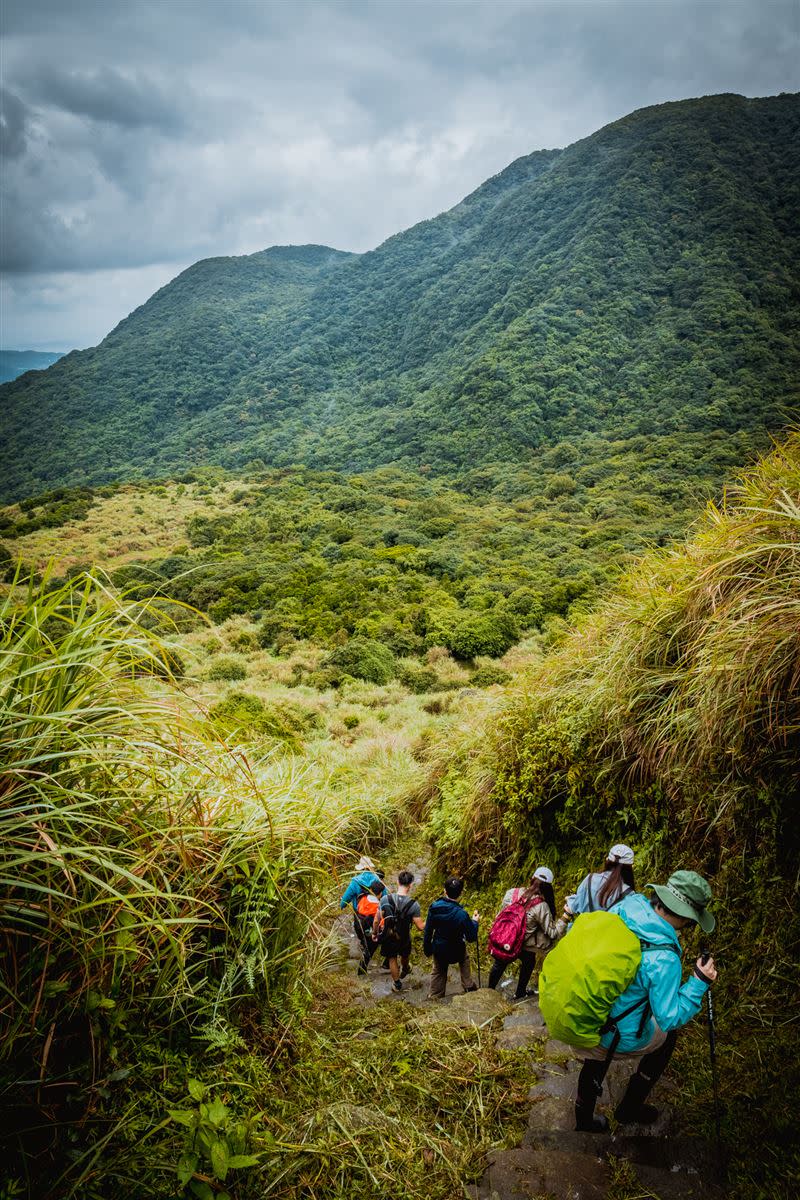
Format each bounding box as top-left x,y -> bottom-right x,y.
614,1068 -> 662,1125
513,988 -> 538,1001
400,964 -> 412,979
464,983 -> 479,993
391,979 -> 403,993
575,1112 -> 609,1133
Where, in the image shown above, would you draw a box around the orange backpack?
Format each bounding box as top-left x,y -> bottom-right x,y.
356,892 -> 380,919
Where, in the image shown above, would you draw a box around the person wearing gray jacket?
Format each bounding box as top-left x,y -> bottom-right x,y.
487,867 -> 568,999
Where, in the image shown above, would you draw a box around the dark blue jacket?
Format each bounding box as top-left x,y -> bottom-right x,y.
423,897 -> 478,964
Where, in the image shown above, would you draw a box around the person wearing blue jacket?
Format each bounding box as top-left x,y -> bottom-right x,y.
423,876 -> 480,998
574,870 -> 718,1132
339,857 -> 387,964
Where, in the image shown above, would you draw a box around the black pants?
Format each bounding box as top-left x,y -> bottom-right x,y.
488,949 -> 537,997
354,915 -> 378,972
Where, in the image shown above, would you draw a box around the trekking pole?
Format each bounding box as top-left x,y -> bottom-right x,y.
700,950 -> 724,1178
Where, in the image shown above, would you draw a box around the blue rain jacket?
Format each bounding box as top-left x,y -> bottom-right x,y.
339,871 -> 386,912
423,897 -> 479,964
602,892 -> 708,1052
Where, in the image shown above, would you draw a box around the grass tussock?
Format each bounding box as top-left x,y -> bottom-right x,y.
0,573 -> 426,1196
426,433 -> 800,868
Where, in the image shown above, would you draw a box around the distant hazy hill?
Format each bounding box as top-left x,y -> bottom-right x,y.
1,93 -> 798,502
0,350 -> 64,384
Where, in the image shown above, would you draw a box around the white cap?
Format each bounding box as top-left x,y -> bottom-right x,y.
533,866 -> 554,885
608,844 -> 635,866
355,855 -> 376,872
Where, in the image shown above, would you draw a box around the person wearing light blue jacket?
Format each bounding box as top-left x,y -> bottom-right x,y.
565,843 -> 636,916
339,856 -> 388,958
575,870 -> 718,1132
339,861 -> 386,912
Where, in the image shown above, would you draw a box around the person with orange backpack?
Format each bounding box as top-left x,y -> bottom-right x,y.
339,857 -> 388,974
353,880 -> 388,975
486,867 -> 567,1000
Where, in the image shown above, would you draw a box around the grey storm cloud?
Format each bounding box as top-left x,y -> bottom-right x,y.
1,0 -> 798,349
33,67 -> 187,133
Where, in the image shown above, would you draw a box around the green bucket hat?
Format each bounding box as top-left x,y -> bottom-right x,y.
648,870 -> 715,933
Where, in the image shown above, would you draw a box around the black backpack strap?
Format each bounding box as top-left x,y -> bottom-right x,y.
587,878 -> 596,913
595,940 -> 679,1081
607,885 -> 633,909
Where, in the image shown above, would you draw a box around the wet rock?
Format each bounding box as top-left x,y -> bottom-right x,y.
476,1146 -> 610,1200
311,1101 -> 384,1134
421,987 -> 512,1027
495,1026 -> 547,1050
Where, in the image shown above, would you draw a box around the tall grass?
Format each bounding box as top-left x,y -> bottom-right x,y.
422,434 -> 800,1196
0,572 -> 412,1178
425,433 -> 800,870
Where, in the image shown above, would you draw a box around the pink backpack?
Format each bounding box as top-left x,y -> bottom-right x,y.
487,889 -> 542,962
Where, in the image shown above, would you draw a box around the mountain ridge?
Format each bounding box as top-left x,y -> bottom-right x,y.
1,92 -> 798,502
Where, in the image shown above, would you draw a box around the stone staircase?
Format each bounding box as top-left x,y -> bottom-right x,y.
470,992 -> 726,1200
333,867 -> 726,1199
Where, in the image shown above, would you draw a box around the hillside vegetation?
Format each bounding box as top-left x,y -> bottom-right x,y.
1,93 -> 798,503
424,433 -> 800,1195
1,435 -> 798,1198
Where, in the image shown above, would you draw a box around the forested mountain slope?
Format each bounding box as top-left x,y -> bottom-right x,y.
1,92 -> 798,502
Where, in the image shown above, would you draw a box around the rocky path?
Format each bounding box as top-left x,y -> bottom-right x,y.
470,993 -> 725,1199
332,860 -> 725,1199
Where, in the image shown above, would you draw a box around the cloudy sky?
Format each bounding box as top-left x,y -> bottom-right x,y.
1,0 -> 797,351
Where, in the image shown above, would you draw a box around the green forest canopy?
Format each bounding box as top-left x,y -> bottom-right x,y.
1,92 -> 798,505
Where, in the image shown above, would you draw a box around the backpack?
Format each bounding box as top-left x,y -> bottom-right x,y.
377,894 -> 414,945
487,890 -> 542,962
539,910 -> 680,1050
356,892 -> 381,920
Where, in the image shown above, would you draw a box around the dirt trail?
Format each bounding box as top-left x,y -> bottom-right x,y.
331,859 -> 725,1199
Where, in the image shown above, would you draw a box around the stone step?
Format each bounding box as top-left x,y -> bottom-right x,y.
473,1141 -> 724,1200
525,1127 -> 718,1174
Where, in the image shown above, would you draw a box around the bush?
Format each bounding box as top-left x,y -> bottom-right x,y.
324,637 -> 397,685
398,664 -> 441,694
208,691 -> 317,749
506,587 -> 545,628
469,664 -> 511,688
207,655 -> 247,681
444,612 -> 519,660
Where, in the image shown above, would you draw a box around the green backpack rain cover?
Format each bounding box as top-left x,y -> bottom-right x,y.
539,910 -> 642,1048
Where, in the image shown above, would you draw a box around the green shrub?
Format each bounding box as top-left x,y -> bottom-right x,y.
469,664 -> 511,687
207,655 -> 247,681
324,637 -> 396,684
208,691 -> 316,749
445,612 -> 519,660
398,664 -> 441,694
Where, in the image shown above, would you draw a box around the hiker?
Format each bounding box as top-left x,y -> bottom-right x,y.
487,867 -> 568,1000
570,870 -> 718,1132
423,876 -> 480,999
374,870 -> 425,993
564,843 -> 636,917
353,880 -> 387,975
339,857 -> 387,972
